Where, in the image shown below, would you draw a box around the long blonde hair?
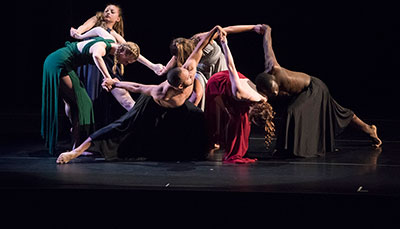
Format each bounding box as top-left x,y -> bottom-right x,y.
112,42 -> 140,75
95,4 -> 124,37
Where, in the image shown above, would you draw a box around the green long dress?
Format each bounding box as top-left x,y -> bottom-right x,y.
41,37 -> 115,155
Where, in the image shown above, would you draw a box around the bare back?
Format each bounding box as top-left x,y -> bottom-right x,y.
272,66 -> 311,96
154,81 -> 194,108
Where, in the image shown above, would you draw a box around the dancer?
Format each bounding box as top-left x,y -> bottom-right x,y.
42,26 -> 140,155
204,28 -> 274,164
160,25 -> 265,110
71,4 -> 126,43
71,4 -> 164,76
256,25 -> 382,157
56,26 -> 221,164
70,4 -> 164,130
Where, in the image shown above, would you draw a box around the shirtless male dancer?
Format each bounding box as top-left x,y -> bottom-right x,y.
256,25 -> 382,157
56,25 -> 223,164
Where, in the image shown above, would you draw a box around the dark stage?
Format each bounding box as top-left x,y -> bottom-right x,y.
4,0 -> 400,227
1,119 -> 399,226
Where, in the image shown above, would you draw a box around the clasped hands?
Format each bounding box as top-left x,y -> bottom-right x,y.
102,77 -> 118,92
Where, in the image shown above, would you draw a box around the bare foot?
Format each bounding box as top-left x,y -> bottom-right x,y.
81,151 -> 93,156
223,157 -> 258,164
369,125 -> 382,148
213,143 -> 220,150
56,151 -> 79,164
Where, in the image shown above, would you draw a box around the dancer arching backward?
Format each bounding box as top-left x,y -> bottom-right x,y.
70,4 -> 164,131
255,25 -> 382,157
42,26 -> 140,155
55,26 -> 222,164
71,4 -> 164,77
205,28 -> 275,164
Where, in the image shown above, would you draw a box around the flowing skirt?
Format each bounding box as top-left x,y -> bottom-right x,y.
278,77 -> 354,157
205,71 -> 253,162
89,95 -> 207,161
41,43 -> 94,155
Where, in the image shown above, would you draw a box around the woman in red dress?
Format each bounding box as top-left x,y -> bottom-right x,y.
205,27 -> 274,164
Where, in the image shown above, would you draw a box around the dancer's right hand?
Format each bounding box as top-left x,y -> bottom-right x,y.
153,64 -> 166,76
70,27 -> 82,39
254,24 -> 270,35
219,30 -> 227,44
102,78 -> 116,92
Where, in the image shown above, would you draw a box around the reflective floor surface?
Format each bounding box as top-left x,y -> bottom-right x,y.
1,119 -> 399,226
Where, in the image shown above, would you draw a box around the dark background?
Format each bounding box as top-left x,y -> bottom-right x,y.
6,1 -> 400,136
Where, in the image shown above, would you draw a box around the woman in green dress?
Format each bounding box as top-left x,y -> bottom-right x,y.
42,26 -> 140,155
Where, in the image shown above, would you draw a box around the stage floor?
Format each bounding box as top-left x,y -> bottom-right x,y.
1,139 -> 399,196
1,119 -> 399,226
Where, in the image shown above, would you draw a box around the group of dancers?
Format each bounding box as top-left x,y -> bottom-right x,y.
41,4 -> 382,165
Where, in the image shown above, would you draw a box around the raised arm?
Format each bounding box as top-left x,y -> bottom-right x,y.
219,33 -> 242,99
261,25 -> 280,72
219,33 -> 265,102
182,26 -> 220,73
159,56 -> 177,76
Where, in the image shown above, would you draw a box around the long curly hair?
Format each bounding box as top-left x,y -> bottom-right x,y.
249,100 -> 276,149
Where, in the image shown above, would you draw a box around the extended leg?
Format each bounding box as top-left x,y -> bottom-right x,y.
59,75 -> 80,147
350,114 -> 382,148
56,137 -> 93,164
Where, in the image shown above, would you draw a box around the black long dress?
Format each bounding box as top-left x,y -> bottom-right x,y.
89,94 -> 207,161
275,77 -> 354,157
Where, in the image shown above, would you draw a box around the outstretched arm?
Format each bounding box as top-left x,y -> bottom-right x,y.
194,24 -> 263,42
102,78 -> 166,100
223,25 -> 258,34
71,26 -> 116,42
137,55 -> 165,75
71,15 -> 98,37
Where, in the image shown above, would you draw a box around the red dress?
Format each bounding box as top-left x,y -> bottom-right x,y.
205,70 -> 257,164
